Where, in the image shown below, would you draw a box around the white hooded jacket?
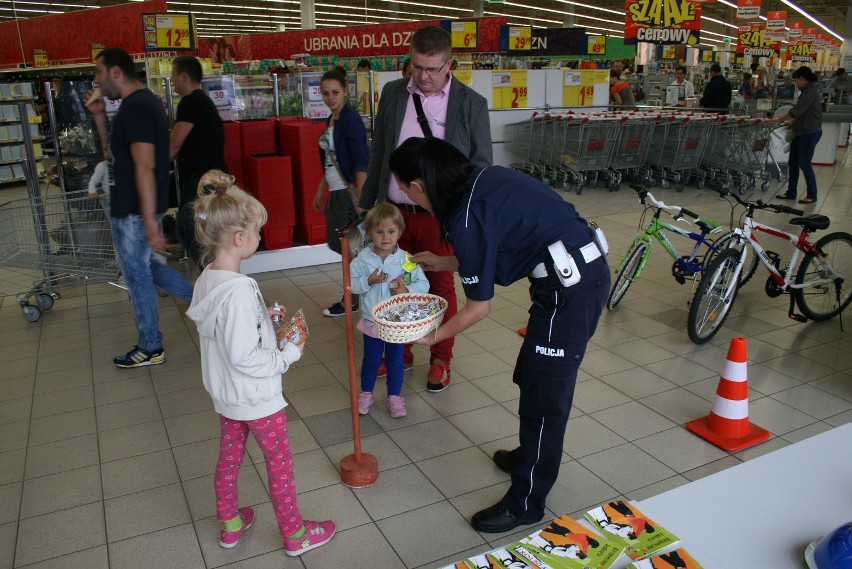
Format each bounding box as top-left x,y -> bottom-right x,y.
186,268 -> 301,421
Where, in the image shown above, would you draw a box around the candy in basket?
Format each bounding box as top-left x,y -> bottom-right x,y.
372,293 -> 448,344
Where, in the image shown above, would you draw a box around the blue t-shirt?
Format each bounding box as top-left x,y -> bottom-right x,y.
445,166 -> 595,301
108,88 -> 171,218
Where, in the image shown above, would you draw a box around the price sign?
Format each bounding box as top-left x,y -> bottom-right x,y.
208,88 -> 229,107
587,35 -> 606,55
492,70 -> 528,109
453,70 -> 473,86
563,70 -> 599,107
143,12 -> 195,51
662,45 -> 677,60
509,26 -> 532,51
91,43 -> 104,63
451,21 -> 478,50
33,49 -> 48,69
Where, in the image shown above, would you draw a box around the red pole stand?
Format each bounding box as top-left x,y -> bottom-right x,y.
338,231 -> 379,488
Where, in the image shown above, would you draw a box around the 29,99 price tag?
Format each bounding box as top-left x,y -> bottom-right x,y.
492,70 -> 528,109
508,26 -> 532,51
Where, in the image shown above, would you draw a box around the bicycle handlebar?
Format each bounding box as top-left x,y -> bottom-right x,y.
713,188 -> 804,216
629,184 -> 699,222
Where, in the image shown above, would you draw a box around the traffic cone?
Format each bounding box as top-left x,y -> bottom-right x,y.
686,337 -> 770,452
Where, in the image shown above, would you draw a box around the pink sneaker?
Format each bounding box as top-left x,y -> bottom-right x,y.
219,507 -> 255,548
284,520 -> 336,556
387,395 -> 407,418
357,392 -> 374,415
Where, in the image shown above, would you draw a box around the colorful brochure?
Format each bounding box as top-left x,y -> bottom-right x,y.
585,502 -> 680,560
627,547 -> 703,568
276,308 -> 309,348
519,514 -> 625,568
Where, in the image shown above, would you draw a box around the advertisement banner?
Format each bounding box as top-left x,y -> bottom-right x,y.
765,10 -> 786,30
788,21 -> 803,38
736,0 -> 761,20
813,33 -> 827,48
624,0 -> 702,45
198,18 -> 505,61
786,41 -> 815,63
737,24 -> 780,57
802,27 -> 816,42
501,26 -> 587,56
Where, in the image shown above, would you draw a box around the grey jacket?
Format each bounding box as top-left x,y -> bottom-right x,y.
359,76 -> 492,209
789,82 -> 822,136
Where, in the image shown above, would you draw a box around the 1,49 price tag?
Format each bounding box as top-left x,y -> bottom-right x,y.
509,26 -> 532,50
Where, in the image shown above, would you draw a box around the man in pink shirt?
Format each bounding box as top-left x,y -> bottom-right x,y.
359,26 -> 492,392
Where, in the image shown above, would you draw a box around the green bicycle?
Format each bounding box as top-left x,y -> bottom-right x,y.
607,185 -> 723,310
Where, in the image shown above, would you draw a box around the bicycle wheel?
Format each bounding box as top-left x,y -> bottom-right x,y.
607,241 -> 648,310
794,231 -> 852,321
703,231 -> 758,287
688,249 -> 741,344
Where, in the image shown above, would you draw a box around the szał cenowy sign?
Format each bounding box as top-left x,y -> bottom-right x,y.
624,0 -> 701,45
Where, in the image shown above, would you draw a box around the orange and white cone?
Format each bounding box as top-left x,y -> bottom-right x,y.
686,337 -> 770,452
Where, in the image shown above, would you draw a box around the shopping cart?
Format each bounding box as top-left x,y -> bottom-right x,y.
0,188 -> 119,321
505,112 -> 551,179
644,114 -> 716,192
700,117 -> 773,194
554,114 -> 621,194
605,113 -> 658,191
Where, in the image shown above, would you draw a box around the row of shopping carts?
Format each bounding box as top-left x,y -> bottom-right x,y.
505,110 -> 784,195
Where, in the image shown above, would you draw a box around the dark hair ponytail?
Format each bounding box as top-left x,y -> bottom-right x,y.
389,137 -> 474,223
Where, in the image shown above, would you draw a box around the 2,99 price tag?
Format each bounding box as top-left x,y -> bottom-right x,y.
493,70 -> 528,109
509,26 -> 532,51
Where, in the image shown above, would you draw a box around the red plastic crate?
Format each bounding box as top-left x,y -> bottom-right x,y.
222,121 -> 245,188
277,121 -> 327,226
245,154 -> 296,226
295,223 -> 327,246
262,225 -> 294,250
239,119 -> 277,156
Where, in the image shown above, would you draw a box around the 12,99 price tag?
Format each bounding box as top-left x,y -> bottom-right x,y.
492,70 -> 528,109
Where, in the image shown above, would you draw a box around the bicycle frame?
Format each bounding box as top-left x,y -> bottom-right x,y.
621,214 -> 718,278
733,218 -> 828,290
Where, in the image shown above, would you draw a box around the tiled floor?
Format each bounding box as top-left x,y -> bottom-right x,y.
1,147 -> 850,569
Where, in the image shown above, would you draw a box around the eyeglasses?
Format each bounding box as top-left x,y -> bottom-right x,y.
411,59 -> 450,77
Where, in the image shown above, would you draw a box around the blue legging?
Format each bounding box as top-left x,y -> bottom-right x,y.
787,130 -> 822,200
361,334 -> 404,396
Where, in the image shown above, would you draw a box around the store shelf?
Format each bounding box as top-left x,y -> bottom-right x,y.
0,176 -> 25,184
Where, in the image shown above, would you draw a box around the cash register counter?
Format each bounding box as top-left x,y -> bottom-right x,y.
621,423 -> 852,568
814,106 -> 852,165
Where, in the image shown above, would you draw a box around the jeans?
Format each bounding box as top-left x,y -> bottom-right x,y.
787,130 -> 822,200
111,214 -> 194,352
361,334 -> 404,396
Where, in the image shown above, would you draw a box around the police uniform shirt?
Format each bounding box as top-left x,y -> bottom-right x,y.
445,166 -> 595,302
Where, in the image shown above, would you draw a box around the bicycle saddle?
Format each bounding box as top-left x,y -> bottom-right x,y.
696,220 -> 720,234
789,214 -> 830,231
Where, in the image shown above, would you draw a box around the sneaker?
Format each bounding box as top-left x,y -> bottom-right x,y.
113,346 -> 165,368
376,357 -> 415,378
357,392 -> 374,415
322,302 -> 358,317
284,520 -> 336,556
426,359 -> 451,392
387,395 -> 407,418
219,507 -> 255,549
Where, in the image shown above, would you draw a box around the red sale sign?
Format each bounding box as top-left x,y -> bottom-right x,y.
624,0 -> 702,45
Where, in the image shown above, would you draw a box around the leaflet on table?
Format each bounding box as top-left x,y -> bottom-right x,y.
627,547 -> 703,568
584,502 -> 679,560
518,514 -> 625,568
276,308 -> 309,349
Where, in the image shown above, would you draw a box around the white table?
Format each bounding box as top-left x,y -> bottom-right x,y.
629,424 -> 852,568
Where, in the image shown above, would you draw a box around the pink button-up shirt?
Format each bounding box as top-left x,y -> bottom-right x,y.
386,75 -> 451,205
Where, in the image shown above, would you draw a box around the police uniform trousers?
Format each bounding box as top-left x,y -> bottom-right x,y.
502,252 -> 610,519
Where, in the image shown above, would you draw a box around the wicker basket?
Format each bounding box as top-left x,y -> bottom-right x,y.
372,293 -> 448,344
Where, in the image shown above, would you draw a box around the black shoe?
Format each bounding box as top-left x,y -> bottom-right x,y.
471,502 -> 544,533
322,302 -> 358,317
776,194 -> 796,200
493,449 -> 522,473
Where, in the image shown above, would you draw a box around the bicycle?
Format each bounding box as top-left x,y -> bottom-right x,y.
607,185 -> 723,311
687,189 -> 851,344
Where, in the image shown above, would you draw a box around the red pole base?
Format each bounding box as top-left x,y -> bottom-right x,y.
340,452 -> 379,488
686,416 -> 770,452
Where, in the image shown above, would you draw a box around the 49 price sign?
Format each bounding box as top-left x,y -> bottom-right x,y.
451,21 -> 478,50
587,35 -> 607,55
143,12 -> 196,51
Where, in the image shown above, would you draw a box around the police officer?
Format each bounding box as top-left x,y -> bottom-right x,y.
388,137 -> 610,533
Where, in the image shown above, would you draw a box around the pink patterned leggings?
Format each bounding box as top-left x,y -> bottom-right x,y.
215,409 -> 303,536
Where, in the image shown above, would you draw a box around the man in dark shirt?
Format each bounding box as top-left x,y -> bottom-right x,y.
700,63 -> 732,113
88,48 -> 193,368
169,55 -> 227,264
